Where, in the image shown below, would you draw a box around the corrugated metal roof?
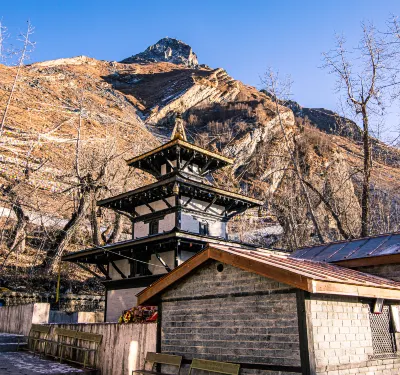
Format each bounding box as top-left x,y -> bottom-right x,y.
290,232 -> 400,263
137,243 -> 400,305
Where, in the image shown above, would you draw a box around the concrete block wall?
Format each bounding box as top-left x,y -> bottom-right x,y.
310,295 -> 400,375
0,303 -> 49,336
160,260 -> 300,375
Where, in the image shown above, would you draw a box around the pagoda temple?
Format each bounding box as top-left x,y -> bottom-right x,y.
62,116 -> 263,321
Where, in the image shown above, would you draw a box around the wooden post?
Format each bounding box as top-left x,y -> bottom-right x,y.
296,290 -> 316,375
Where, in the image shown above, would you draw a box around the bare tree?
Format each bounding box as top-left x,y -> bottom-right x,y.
262,69 -> 326,244
0,20 -> 35,136
322,23 -> 388,237
43,89 -> 135,273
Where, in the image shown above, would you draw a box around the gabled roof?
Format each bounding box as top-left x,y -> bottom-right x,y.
291,232 -> 400,267
126,138 -> 233,167
137,244 -> 400,305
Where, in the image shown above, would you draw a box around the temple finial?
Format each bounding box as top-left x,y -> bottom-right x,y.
171,113 -> 187,141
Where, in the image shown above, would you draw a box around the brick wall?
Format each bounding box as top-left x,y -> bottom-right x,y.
160,260 -> 301,375
309,294 -> 400,375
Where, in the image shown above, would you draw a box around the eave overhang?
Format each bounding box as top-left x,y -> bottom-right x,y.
137,245 -> 400,305
61,230 -> 260,264
97,174 -> 263,214
126,139 -> 233,177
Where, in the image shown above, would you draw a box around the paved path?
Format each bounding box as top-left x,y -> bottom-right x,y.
0,352 -> 85,375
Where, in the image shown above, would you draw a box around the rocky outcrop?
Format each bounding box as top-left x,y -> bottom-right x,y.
121,37 -> 199,67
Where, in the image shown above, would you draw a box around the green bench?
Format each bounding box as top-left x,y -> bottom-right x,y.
45,327 -> 102,369
133,352 -> 183,375
189,358 -> 240,375
18,324 -> 51,354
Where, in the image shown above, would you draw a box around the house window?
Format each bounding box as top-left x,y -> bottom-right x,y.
368,305 -> 397,358
149,220 -> 159,235
199,221 -> 209,235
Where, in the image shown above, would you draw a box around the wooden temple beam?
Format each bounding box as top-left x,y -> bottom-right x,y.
181,152 -> 196,171
147,162 -> 161,178
155,253 -> 172,272
200,158 -> 213,175
161,197 -> 172,208
204,196 -> 218,212
110,260 -> 127,279
183,197 -> 193,207
97,263 -> 111,280
75,263 -> 104,280
165,158 -> 175,170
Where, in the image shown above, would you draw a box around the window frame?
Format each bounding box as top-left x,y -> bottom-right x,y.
149,220 -> 159,236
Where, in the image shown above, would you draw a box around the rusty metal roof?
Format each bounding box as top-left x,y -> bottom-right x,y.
137,244 -> 400,305
290,232 -> 400,264
218,246 -> 400,289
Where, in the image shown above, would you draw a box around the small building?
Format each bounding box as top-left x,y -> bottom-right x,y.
62,116 -> 263,321
138,244 -> 400,375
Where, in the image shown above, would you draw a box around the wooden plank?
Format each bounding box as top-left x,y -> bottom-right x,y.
54,327 -> 77,338
296,291 -> 316,375
75,331 -> 102,343
31,324 -> 51,334
146,352 -> 182,366
190,359 -> 240,375
312,280 -> 400,299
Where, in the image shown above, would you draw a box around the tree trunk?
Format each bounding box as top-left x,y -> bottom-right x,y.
8,202 -> 28,253
361,106 -> 372,237
90,194 -> 103,246
44,189 -> 90,273
108,213 -> 122,244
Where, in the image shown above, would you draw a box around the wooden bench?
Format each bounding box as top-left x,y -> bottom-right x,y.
133,352 -> 183,375
45,327 -> 102,369
189,359 -> 240,375
17,324 -> 51,355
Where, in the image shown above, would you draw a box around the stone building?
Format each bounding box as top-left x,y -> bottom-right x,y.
138,243 -> 400,375
62,117 -> 263,321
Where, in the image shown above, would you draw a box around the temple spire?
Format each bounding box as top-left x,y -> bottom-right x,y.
171,114 -> 187,141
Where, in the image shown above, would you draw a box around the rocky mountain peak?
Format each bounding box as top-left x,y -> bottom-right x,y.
121,37 -> 199,67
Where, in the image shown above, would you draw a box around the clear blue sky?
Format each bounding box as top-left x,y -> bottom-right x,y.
2,0 -> 400,137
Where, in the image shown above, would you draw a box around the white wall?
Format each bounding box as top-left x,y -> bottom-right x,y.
0,303 -> 50,336
148,250 -> 175,275
160,159 -> 199,175
109,259 -> 131,280
181,212 -> 226,238
181,196 -> 225,216
134,197 -> 175,216
178,250 -> 197,265
134,212 -> 176,238
106,287 -> 145,322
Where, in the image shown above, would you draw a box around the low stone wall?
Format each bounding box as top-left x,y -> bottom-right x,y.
0,303 -> 49,336
0,291 -> 105,312
46,323 -> 157,375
